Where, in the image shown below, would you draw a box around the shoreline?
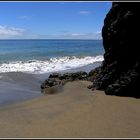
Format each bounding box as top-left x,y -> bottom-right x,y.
0,62 -> 101,107
0,63 -> 140,138
0,80 -> 140,138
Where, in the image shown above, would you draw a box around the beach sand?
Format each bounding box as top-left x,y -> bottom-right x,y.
0,80 -> 140,138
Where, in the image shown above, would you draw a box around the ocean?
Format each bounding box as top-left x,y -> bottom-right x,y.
0,39 -> 104,106
0,39 -> 104,73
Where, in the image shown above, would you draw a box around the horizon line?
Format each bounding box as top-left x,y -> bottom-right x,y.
0,38 -> 102,40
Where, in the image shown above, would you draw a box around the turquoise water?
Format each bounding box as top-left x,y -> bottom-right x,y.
0,39 -> 104,73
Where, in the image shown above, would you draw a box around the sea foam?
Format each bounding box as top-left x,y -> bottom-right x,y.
0,55 -> 103,74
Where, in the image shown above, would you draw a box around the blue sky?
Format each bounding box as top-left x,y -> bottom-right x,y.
0,2 -> 112,39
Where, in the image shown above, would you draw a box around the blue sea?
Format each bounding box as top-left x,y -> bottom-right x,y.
0,39 -> 104,74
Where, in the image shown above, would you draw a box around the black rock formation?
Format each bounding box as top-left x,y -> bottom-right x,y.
93,2 -> 140,98
41,71 -> 89,94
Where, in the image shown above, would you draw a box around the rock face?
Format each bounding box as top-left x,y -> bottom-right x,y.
93,2 -> 140,97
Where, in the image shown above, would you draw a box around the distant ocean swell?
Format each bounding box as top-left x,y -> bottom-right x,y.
0,55 -> 103,74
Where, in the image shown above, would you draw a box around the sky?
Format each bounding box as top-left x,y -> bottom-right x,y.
0,2 -> 112,39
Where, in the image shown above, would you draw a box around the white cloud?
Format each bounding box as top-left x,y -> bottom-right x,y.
71,33 -> 86,36
79,11 -> 91,15
63,32 -> 102,40
0,26 -> 101,39
24,32 -> 101,40
0,25 -> 25,38
18,16 -> 29,20
96,31 -> 101,34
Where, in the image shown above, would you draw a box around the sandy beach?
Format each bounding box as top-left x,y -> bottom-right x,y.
0,80 -> 140,138
1,1 -> 140,139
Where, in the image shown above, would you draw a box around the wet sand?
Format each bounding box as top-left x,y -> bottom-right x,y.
0,80 -> 140,138
0,72 -> 43,106
0,63 -> 100,106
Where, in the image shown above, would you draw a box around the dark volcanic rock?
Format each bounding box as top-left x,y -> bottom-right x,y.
49,73 -> 61,79
60,71 -> 88,81
93,2 -> 140,98
41,71 -> 89,94
88,66 -> 101,81
41,78 -> 63,94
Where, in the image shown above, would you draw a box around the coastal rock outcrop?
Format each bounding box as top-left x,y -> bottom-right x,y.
92,2 -> 140,97
41,71 -> 89,94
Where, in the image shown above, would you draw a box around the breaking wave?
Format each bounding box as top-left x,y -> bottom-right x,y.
0,55 -> 103,74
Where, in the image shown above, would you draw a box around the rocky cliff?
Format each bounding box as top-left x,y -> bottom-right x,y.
93,2 -> 140,97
